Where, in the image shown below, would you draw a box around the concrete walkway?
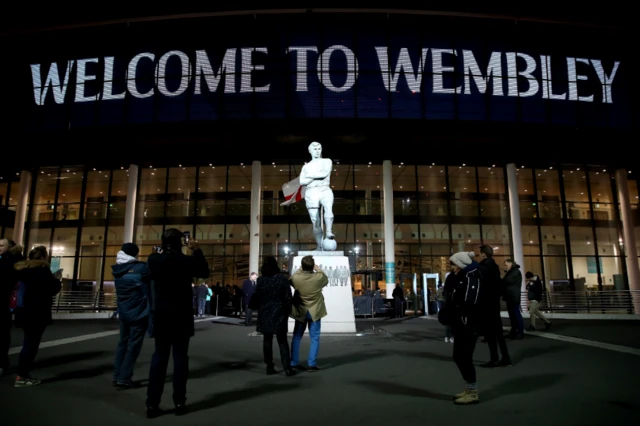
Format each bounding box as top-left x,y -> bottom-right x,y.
1,317 -> 638,425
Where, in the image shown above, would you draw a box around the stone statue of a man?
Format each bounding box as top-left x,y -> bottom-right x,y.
300,141 -> 335,250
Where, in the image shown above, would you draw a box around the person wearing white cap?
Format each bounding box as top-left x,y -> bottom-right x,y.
446,251 -> 483,405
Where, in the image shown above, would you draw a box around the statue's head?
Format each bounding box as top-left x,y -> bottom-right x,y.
308,141 -> 322,159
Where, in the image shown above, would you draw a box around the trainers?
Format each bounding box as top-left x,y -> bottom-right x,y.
449,337 -> 454,343
453,388 -> 469,399
15,376 -> 42,387
444,337 -> 449,343
454,389 -> 479,405
498,359 -> 513,368
307,366 -> 320,372
479,361 -> 500,369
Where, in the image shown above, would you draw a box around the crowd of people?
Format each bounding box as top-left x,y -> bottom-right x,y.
438,245 -> 552,405
1,230 -> 556,415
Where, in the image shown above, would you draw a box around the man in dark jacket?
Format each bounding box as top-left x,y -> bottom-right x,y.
145,229 -> 210,418
477,246 -> 511,368
503,259 -> 524,339
112,243 -> 151,389
242,272 -> 257,326
0,239 -> 24,377
525,271 -> 551,331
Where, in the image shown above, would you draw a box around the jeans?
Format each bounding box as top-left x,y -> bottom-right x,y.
146,335 -> 190,407
17,324 -> 46,378
506,301 -> 524,336
484,311 -> 510,362
197,299 -> 206,316
0,309 -> 12,370
113,318 -> 148,383
291,312 -> 321,367
263,329 -> 290,370
452,322 -> 478,384
244,307 -> 253,326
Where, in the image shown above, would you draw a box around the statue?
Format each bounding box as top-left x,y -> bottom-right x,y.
281,141 -> 336,251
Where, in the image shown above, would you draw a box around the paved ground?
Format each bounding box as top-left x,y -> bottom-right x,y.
1,317 -> 639,426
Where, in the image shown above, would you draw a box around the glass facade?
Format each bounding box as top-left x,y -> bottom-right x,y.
1,162 -> 637,295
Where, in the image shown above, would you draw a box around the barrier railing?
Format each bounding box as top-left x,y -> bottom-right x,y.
352,290 -> 640,317
51,289 -> 640,315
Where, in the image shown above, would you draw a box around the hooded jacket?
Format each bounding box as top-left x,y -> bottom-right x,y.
526,275 -> 544,301
14,258 -> 62,327
111,251 -> 151,324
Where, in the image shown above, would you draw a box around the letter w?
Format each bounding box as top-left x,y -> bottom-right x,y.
375,47 -> 427,92
30,61 -> 75,105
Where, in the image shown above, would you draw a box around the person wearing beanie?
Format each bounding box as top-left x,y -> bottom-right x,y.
446,251 -> 482,405
145,228 -> 210,418
112,242 -> 151,390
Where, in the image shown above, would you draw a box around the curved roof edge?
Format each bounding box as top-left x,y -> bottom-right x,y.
1,8 -> 628,36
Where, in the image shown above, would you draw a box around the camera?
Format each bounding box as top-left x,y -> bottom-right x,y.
183,231 -> 190,245
153,246 -> 163,253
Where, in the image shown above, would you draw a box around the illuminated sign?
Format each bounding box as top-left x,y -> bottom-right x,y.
30,46 -> 620,105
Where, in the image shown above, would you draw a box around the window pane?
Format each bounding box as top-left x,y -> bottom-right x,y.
227,164 -> 251,216
541,226 -> 567,255
111,169 -> 130,200
417,165 -> 447,219
451,224 -> 481,252
568,225 -> 595,256
85,170 -> 110,202
588,168 -> 613,204
80,226 -> 105,257
355,163 -> 382,216
58,167 -> 84,204
563,167 -> 589,203
139,167 -> 166,196
544,256 -> 569,281
536,168 -> 562,219
448,166 -> 477,198
198,165 -> 227,217
262,162 -> 289,217
522,225 -> 541,255
53,226 -> 79,257
34,167 -> 59,206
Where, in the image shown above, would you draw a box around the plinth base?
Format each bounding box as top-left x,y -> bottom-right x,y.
288,254 -> 356,334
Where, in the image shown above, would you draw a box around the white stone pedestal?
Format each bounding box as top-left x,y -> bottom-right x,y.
288,251 -> 357,333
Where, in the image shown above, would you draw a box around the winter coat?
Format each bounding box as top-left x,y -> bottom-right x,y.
255,274 -> 292,334
14,259 -> 61,328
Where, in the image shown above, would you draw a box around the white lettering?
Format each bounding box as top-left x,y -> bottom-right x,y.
30,61 -> 75,105
156,50 -> 191,97
127,53 -> 155,98
566,57 -> 593,102
194,49 -> 236,94
590,59 -> 620,104
240,47 -> 270,93
286,46 -> 318,91
540,55 -> 566,100
102,56 -> 125,100
375,47 -> 426,92
431,49 -> 461,94
462,50 -> 503,95
75,58 -> 99,102
317,45 -> 358,93
506,52 -> 538,97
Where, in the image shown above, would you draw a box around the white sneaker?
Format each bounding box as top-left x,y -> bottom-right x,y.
449,337 -> 454,343
445,337 -> 449,343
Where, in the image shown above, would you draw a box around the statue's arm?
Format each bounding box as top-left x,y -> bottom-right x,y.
299,165 -> 312,186
303,159 -> 333,179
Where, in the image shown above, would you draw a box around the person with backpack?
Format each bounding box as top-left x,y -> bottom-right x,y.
525,271 -> 551,331
446,251 -> 482,405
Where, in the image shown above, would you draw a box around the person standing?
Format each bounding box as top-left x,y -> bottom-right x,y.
525,271 -> 551,331
13,246 -> 62,387
503,259 -> 524,339
242,272 -> 258,326
477,246 -> 511,368
112,243 -> 151,389
205,284 -> 212,315
447,251 -> 483,405
0,239 -> 23,377
145,229 -> 209,418
253,258 -> 295,376
392,283 -> 404,318
289,256 -> 328,372
195,281 -> 208,317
